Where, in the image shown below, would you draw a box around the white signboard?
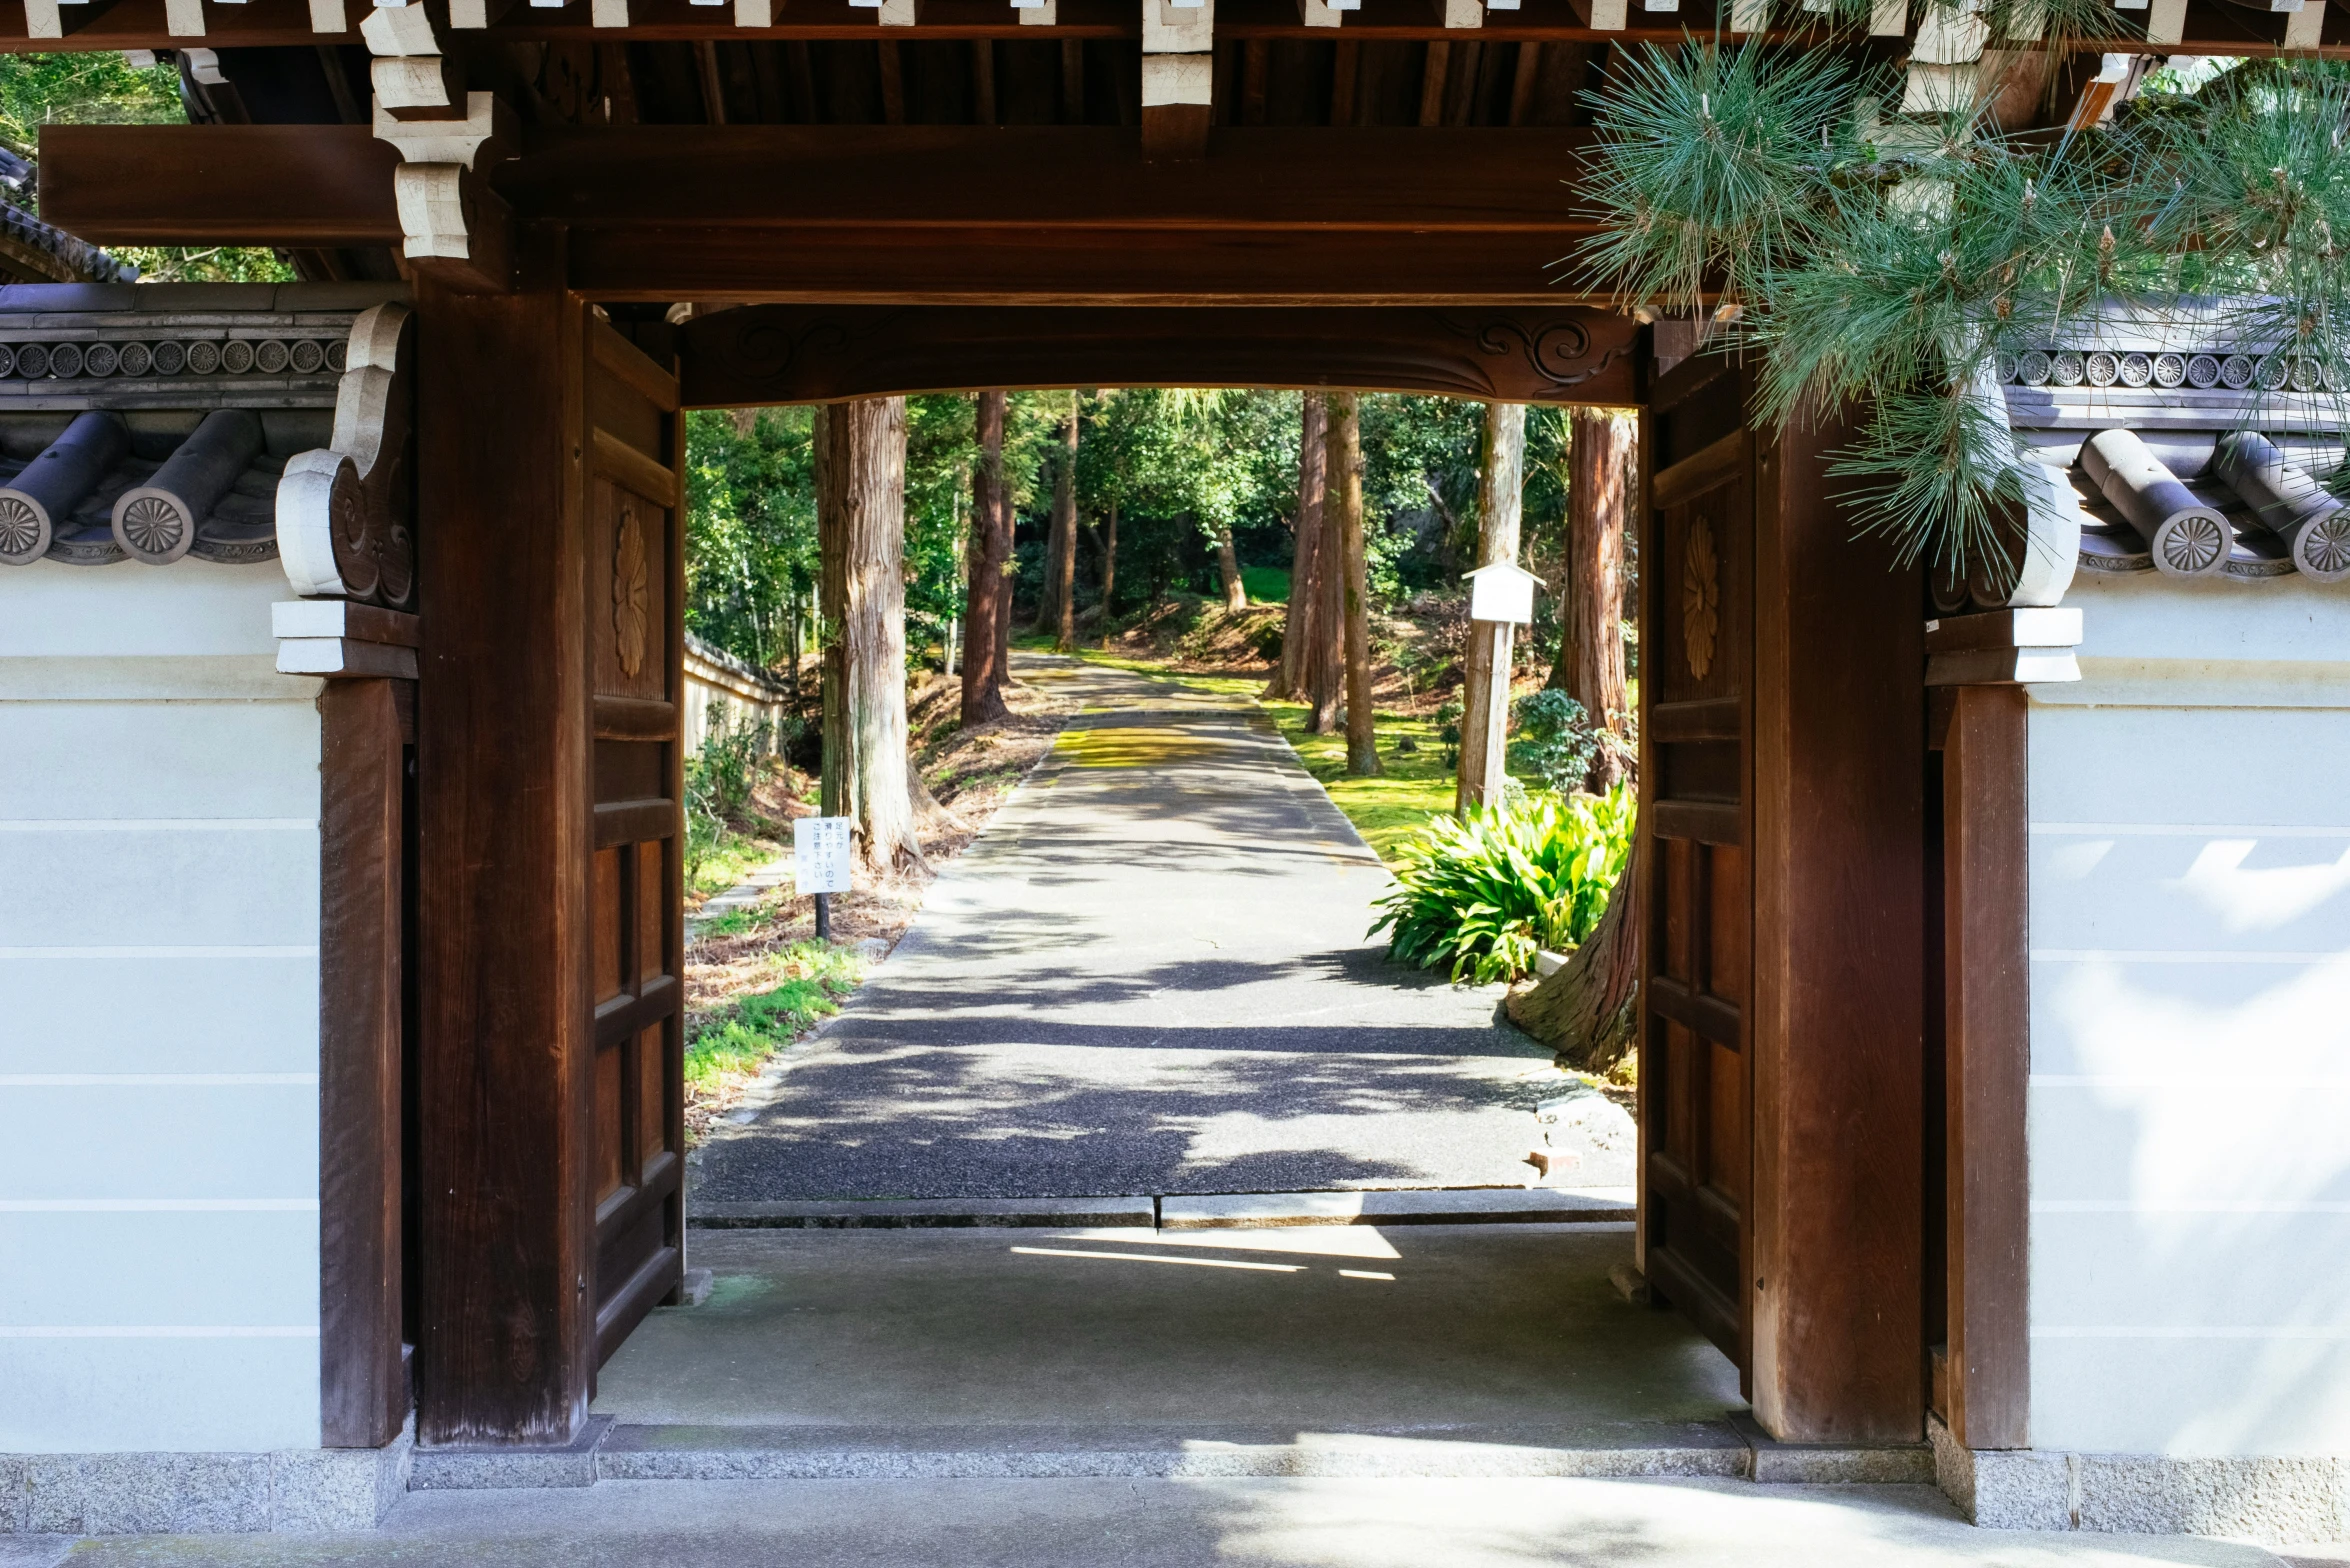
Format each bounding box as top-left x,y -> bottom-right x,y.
793,816 -> 854,896
1463,562 -> 1542,625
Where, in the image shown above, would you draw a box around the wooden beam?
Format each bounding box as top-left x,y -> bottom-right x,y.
44,124 -> 1600,242
570,225 -> 1594,300
413,247 -> 597,1447
318,676 -> 408,1451
677,303 -> 1641,403
1942,683 -> 2030,1450
40,124 -> 403,246
1418,40 -> 1451,126
1747,403 -> 1928,1444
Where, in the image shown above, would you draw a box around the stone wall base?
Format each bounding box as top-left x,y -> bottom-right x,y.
0,1419 -> 412,1535
1930,1416 -> 2350,1543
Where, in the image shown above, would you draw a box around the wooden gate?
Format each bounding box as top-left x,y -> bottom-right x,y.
1637,357 -> 1754,1382
584,314 -> 688,1367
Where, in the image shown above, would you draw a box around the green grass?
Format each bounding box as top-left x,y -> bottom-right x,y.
1059,647 -> 1268,703
1239,565 -> 1290,604
1057,645 -> 1544,870
684,941 -> 865,1093
686,828 -> 788,903
1264,703 -> 1461,865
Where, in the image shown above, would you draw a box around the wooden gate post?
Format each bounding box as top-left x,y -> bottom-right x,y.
1748,408 -> 1928,1445
412,238 -> 598,1448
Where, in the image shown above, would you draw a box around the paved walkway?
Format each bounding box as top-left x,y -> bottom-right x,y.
693,654 -> 1611,1206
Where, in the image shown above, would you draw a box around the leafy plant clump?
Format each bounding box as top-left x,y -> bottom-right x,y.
1371,784 -> 1636,985
684,942 -> 864,1094
1575,38 -> 2350,582
683,710 -> 803,887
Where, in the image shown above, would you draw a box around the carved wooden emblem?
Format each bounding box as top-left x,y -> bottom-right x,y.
613,507 -> 649,678
1683,516 -> 1720,680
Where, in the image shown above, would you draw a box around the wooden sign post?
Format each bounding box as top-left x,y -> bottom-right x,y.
794,815 -> 853,941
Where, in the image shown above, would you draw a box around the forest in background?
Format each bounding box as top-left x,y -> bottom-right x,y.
685,388 -> 1635,694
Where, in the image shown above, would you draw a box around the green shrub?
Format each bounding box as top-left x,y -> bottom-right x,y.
1369,784 -> 1636,985
1509,688 -> 1601,796
1240,565 -> 1291,604
683,708 -> 803,885
683,942 -> 864,1093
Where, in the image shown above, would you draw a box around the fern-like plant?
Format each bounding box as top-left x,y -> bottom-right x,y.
1370,784 -> 1636,985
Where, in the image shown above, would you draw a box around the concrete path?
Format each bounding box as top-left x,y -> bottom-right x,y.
592,1224 -> 1739,1443
693,654 -> 1612,1205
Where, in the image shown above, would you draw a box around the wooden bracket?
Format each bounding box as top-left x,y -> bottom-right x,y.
1924,607 -> 2083,687
279,303 -> 420,606
274,598 -> 423,680
373,94 -> 519,292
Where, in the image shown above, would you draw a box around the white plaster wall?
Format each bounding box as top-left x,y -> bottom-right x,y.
2027,570 -> 2350,1457
0,559 -> 323,1453
681,643 -> 792,758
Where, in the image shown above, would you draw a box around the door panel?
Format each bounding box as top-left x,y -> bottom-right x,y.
582,316 -> 686,1370
1640,368 -> 1755,1381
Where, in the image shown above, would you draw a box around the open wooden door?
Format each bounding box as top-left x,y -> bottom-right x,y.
1637,355 -> 1754,1384
583,314 -> 687,1367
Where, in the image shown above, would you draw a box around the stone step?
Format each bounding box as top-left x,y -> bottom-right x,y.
1158,1187 -> 1636,1229
591,1421 -> 1755,1483
409,1419 -> 1935,1490
690,1195 -> 1157,1230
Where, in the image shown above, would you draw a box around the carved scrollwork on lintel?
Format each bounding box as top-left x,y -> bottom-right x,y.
1436,312 -> 1637,398
277,303 -> 416,610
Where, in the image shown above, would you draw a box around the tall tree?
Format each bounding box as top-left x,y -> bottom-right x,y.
959,391 -> 1012,726
816,398 -> 921,874
1050,392 -> 1079,651
1309,397 -> 1345,735
1266,393 -> 1328,703
1552,408 -> 1633,790
1212,525 -> 1247,611
1456,402 -> 1526,811
1098,500 -> 1118,636
1331,394 -> 1381,777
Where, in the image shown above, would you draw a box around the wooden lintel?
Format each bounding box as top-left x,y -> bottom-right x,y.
45,124 -> 1597,243
676,303 -> 1642,405
41,125 -> 403,246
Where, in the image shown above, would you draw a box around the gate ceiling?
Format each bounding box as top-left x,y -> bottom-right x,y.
673,304 -> 1640,405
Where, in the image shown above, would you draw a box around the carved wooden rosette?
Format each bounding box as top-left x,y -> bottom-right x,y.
277,303 -> 416,609
1682,515 -> 1719,680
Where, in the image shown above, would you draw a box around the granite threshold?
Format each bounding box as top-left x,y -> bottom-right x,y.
687,1187 -> 1638,1231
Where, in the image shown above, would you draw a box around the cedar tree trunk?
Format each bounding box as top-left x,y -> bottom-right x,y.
959,391 -> 1012,727
816,398 -> 921,874
1308,398 -> 1344,734
1214,526 -> 1247,612
1456,401 -> 1526,812
1099,500 -> 1118,642
1553,408 -> 1633,790
1049,394 -> 1079,651
1331,393 -> 1381,776
1267,392 -> 1327,702
1504,833 -> 1644,1073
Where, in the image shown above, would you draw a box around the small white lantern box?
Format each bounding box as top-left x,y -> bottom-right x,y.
1463,561 -> 1543,625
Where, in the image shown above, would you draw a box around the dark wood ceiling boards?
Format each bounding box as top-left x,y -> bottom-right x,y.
493,31 -> 1596,129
